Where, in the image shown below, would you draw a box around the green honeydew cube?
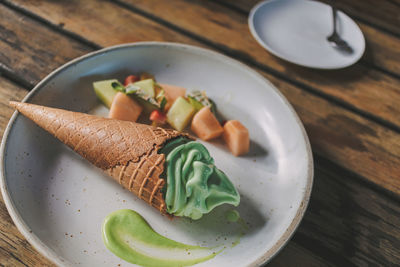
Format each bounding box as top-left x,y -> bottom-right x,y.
93,79 -> 118,108
167,97 -> 195,131
133,79 -> 155,98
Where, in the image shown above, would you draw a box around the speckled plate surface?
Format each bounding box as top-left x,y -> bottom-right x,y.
0,42 -> 313,266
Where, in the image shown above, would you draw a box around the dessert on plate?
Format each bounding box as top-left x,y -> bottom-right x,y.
10,101 -> 240,219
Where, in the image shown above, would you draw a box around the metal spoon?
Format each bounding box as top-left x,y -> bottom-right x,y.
327,6 -> 353,53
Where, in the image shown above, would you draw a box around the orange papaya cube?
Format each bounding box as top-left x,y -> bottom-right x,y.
223,120 -> 249,156
109,92 -> 142,122
191,107 -> 223,141
160,83 -> 186,110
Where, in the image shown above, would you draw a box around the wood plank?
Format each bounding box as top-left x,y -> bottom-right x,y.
215,0 -> 259,12
0,77 -> 55,266
0,77 -> 26,136
360,24 -> 400,75
265,73 -> 400,195
269,241 -> 333,267
269,157 -> 400,266
216,0 -> 400,37
7,0 -> 400,128
0,8 -> 92,87
293,158 -> 400,266
0,1 -> 400,195
5,0 -> 198,47
0,0 -> 196,87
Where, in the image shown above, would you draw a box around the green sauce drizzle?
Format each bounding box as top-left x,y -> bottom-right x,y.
102,209 -> 219,266
161,139 -> 240,220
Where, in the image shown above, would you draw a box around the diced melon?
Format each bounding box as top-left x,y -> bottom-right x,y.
166,97 -> 195,131
93,79 -> 118,108
160,83 -> 186,110
191,107 -> 223,141
133,79 -> 155,97
223,120 -> 249,156
109,92 -> 142,122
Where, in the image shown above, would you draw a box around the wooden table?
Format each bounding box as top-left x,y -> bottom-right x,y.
0,0 -> 399,266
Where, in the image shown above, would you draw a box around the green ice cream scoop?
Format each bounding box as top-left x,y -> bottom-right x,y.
160,138 -> 240,220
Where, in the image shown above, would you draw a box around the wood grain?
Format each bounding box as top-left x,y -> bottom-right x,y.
110,0 -> 400,129
269,241 -> 333,267
270,158 -> 400,266
293,158 -> 400,266
0,4 -> 92,87
4,0 -> 198,47
214,0 -> 259,12
0,2 -> 399,195
265,73 -> 400,196
0,77 -> 26,136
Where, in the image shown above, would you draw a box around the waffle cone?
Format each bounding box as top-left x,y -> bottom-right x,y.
10,101 -> 191,214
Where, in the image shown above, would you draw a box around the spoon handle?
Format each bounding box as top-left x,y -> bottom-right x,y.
331,6 -> 337,34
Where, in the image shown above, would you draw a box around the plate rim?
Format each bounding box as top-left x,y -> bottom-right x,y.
248,0 -> 366,70
0,41 -> 314,266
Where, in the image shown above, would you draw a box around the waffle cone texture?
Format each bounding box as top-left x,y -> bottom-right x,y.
10,102 -> 191,214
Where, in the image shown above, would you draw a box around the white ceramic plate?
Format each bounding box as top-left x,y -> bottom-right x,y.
1,42 -> 313,266
249,0 -> 365,69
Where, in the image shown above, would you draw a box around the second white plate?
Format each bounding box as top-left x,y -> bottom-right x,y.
249,0 -> 365,69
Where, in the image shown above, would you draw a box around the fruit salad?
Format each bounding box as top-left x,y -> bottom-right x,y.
93,73 -> 249,156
